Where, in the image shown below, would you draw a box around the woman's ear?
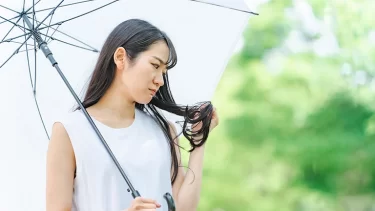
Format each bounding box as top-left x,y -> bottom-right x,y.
113,47 -> 127,71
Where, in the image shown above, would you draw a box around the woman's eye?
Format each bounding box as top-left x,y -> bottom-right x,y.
152,64 -> 159,69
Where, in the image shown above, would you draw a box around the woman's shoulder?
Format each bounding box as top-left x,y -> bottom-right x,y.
136,108 -> 179,138
136,109 -> 159,128
51,109 -> 90,139
54,109 -> 85,127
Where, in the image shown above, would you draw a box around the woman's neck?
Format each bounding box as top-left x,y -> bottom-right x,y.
88,86 -> 135,121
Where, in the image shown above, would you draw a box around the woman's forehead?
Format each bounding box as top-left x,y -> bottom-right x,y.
145,42 -> 170,61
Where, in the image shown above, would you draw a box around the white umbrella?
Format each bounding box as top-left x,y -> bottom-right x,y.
0,0 -> 258,210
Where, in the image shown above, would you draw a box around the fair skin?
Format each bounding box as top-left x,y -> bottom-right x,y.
46,41 -> 219,211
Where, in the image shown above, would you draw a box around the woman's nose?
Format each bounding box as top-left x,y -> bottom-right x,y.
154,73 -> 165,87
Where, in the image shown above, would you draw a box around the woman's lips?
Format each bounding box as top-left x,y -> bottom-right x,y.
149,89 -> 156,95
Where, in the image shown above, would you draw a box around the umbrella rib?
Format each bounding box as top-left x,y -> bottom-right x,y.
0,34 -> 32,69
33,94 -> 51,140
0,0 -> 39,31
44,12 -> 55,42
39,32 -> 98,52
38,0 -> 119,31
20,17 -> 49,140
6,40 -> 34,47
31,16 -> 98,52
8,0 -> 64,58
26,0 -> 95,15
22,14 -> 38,94
32,0 -> 65,32
0,0 -> 40,25
22,19 -> 35,90
189,0 -> 259,15
27,13 -> 39,93
28,26 -> 50,140
25,0 -> 42,31
0,15 -> 30,32
33,35 -> 37,93
0,0 -> 41,43
0,32 -> 32,44
14,23 -> 38,43
0,15 -> 19,25
26,0 -> 42,14
46,24 -> 61,43
0,5 -> 20,14
17,48 -> 35,53
9,28 -> 37,51
1,15 -> 22,42
0,5 -> 37,68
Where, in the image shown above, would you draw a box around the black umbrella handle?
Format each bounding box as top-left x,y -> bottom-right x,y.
164,193 -> 176,211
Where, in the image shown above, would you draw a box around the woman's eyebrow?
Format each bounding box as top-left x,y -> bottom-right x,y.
152,56 -> 167,65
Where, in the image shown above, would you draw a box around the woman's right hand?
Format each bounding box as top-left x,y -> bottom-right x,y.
123,197 -> 161,211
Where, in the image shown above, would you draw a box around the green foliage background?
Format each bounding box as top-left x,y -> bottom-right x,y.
180,0 -> 375,210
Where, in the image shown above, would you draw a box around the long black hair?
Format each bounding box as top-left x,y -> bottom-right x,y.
76,19 -> 214,184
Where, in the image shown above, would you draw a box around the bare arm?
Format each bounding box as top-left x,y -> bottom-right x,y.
46,122 -> 75,211
169,123 -> 205,211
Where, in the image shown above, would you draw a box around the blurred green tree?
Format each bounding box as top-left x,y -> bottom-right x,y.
187,0 -> 375,210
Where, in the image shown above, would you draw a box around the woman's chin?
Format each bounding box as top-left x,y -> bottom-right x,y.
136,95 -> 153,105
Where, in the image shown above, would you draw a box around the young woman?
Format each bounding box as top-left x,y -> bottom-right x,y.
46,19 -> 219,211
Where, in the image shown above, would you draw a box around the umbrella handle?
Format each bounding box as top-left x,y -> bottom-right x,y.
130,191 -> 175,211
164,192 -> 176,211
21,14 -> 176,211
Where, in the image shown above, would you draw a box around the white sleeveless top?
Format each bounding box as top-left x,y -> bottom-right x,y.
57,108 -> 173,211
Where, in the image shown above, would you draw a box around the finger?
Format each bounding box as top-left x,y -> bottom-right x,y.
134,197 -> 153,204
140,197 -> 160,206
213,108 -> 218,116
135,203 -> 157,210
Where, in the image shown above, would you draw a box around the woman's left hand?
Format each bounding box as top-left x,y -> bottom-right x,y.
191,104 -> 219,134
209,107 -> 219,132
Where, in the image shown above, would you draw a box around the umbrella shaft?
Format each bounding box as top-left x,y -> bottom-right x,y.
22,14 -> 42,45
22,14 -> 57,66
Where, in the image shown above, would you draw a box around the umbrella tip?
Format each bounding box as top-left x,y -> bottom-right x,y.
93,49 -> 99,53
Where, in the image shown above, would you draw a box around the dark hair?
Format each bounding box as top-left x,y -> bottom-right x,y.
76,19 -> 214,184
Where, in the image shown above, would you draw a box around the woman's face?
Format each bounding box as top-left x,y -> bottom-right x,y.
115,40 -> 170,104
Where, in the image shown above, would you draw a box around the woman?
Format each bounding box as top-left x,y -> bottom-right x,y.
46,19 -> 219,211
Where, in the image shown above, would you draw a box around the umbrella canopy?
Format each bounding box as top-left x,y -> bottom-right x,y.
0,0 -> 257,210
